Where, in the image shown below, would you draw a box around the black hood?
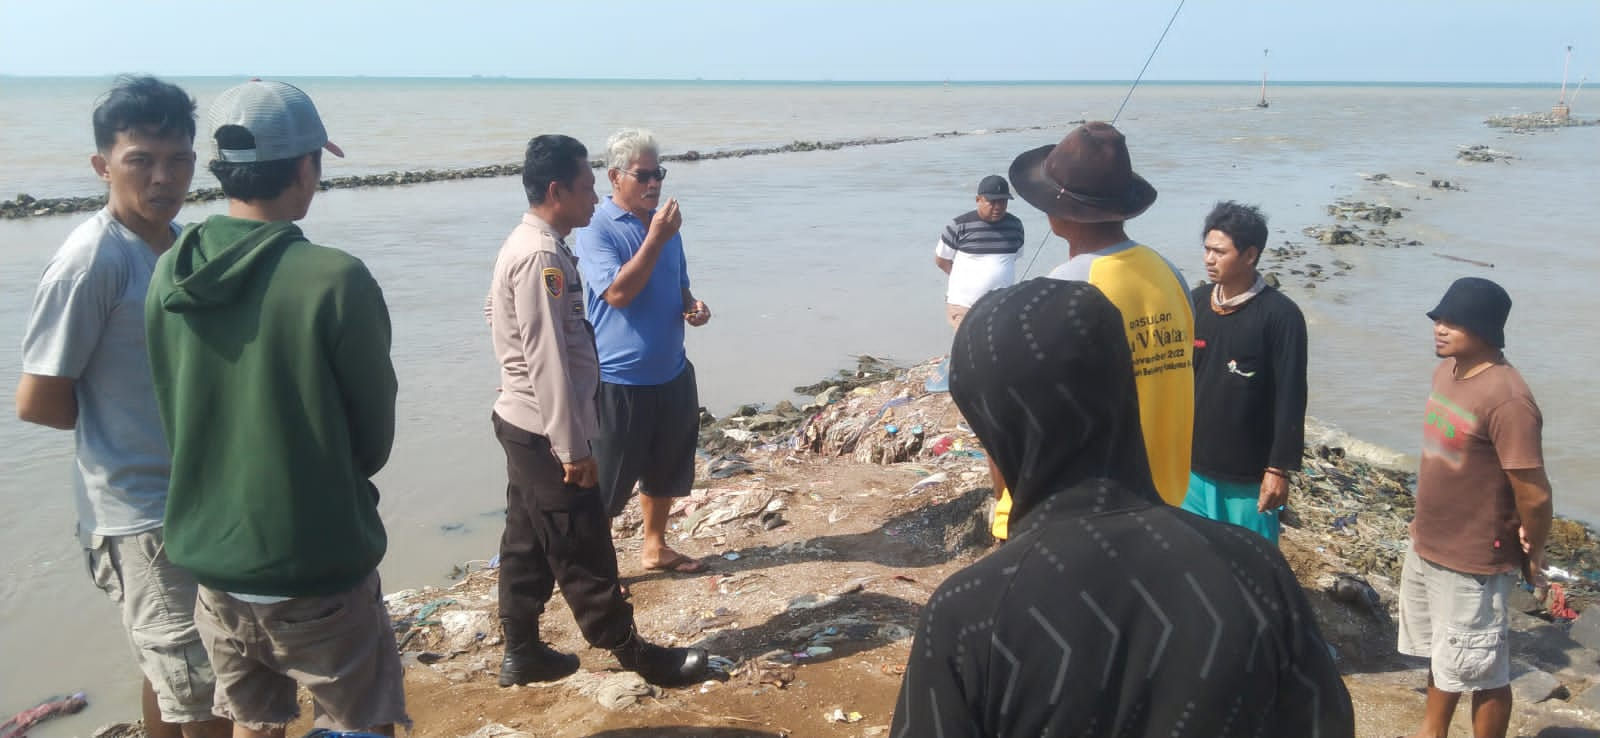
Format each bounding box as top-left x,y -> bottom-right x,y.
949,278 -> 1158,526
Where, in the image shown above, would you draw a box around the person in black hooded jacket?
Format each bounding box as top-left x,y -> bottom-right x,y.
890,278 -> 1353,738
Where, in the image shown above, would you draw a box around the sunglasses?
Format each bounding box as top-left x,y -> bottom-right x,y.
620,167 -> 668,183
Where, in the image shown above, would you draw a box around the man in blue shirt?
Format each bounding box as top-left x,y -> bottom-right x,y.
575,128 -> 711,575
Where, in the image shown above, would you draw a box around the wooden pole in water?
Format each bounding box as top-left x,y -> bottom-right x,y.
1258,49 -> 1269,107
1554,45 -> 1575,119
1560,45 -> 1572,104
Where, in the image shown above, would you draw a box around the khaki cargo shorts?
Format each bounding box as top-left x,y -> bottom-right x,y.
88,529 -> 219,723
194,571 -> 409,733
1397,544 -> 1513,692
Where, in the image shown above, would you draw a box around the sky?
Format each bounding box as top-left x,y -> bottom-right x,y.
1,1 -> 1596,84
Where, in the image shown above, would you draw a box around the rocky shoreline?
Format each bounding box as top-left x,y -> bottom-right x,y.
702,356 -> 1600,603
0,124 -> 1072,221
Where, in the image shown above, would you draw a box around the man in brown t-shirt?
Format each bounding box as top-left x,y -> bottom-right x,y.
1399,277 -> 1553,738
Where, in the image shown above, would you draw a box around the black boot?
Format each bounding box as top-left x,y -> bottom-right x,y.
498,617 -> 579,686
610,629 -> 709,688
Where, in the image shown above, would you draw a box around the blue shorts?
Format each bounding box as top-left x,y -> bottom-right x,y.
1181,471 -> 1280,543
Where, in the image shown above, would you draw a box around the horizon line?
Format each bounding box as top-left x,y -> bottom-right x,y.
0,74 -> 1575,88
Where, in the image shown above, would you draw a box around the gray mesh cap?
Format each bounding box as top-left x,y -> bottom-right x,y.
208,79 -> 345,163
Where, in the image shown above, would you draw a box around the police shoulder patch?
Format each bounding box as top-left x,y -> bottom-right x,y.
542,267 -> 564,299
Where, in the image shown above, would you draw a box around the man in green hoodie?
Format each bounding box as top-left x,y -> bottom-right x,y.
144,79 -> 406,737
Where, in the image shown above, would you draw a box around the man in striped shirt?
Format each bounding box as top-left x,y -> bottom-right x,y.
934,175 -> 1026,329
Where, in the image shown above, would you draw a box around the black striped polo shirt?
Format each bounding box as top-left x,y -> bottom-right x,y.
942,211 -> 1025,255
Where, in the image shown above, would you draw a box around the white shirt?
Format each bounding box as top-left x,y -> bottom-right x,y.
937,238 -> 1019,307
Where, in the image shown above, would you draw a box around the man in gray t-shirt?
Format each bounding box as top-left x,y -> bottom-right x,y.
16,77 -> 227,738
23,207 -> 172,542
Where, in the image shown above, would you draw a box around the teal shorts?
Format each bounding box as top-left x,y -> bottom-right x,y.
1181,471 -> 1280,543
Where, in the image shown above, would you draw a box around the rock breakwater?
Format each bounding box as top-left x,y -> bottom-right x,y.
1486,112 -> 1600,132
1,125 -> 1068,221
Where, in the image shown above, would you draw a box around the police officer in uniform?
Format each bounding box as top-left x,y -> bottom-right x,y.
486,134 -> 708,688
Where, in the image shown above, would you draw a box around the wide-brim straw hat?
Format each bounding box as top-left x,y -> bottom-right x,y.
1008,121 -> 1157,223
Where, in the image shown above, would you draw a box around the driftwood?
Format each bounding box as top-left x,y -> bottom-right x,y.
1432,252 -> 1495,269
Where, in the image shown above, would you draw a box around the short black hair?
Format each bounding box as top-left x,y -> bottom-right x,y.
1202,201 -> 1268,255
209,125 -> 320,201
522,135 -> 588,205
92,75 -> 197,152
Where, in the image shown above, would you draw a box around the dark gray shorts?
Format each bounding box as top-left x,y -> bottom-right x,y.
194,572 -> 409,732
595,362 -> 700,517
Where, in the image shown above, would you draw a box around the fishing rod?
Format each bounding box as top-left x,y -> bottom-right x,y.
1112,0 -> 1189,124
1018,0 -> 1188,279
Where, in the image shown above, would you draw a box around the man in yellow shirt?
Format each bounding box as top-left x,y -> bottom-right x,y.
990,122 -> 1195,538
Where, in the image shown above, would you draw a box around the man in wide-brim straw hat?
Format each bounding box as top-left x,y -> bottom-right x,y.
1008,120 -> 1159,223
986,122 -> 1195,540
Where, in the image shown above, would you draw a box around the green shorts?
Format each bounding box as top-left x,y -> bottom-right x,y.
1180,471 -> 1280,543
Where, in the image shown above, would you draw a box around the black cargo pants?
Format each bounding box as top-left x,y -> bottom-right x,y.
492,412 -> 633,649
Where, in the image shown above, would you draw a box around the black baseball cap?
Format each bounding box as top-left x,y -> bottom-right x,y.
1427,277 -> 1511,348
977,175 -> 1012,200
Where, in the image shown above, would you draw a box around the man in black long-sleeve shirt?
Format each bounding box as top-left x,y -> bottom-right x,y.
1184,201 -> 1308,543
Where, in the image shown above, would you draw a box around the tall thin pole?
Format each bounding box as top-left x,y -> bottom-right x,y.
1560,45 -> 1572,105
1259,49 -> 1269,106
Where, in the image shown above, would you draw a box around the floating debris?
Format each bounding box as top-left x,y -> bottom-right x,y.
1457,144 -> 1517,163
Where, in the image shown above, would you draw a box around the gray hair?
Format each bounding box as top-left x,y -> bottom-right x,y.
606,127 -> 659,171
